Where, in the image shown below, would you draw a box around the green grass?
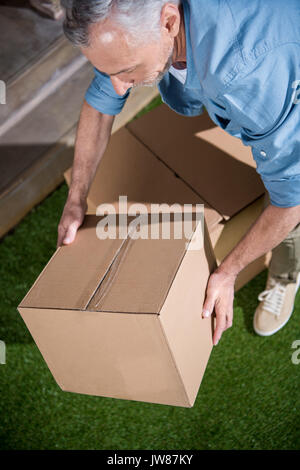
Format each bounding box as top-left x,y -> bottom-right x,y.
131,94 -> 163,121
0,100 -> 300,450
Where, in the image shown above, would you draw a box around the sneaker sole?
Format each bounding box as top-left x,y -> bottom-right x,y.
253,273 -> 300,336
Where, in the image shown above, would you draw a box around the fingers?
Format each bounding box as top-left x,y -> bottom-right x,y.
56,225 -> 66,249
56,198 -> 87,249
56,220 -> 80,249
225,314 -> 233,329
202,285 -> 225,345
202,291 -> 216,318
212,298 -> 233,345
202,272 -> 234,346
63,220 -> 81,244
213,310 -> 227,346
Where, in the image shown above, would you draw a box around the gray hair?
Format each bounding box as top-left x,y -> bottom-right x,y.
62,0 -> 181,47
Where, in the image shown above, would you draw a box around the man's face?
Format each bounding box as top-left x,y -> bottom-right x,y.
81,18 -> 175,95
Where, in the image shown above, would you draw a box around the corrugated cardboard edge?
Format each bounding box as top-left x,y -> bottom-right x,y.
18,307 -> 191,407
18,246 -> 62,309
158,217 -> 217,407
154,215 -> 207,408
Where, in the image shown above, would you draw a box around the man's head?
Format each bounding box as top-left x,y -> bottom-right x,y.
62,0 -> 182,95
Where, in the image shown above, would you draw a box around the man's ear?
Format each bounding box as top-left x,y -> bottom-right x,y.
160,2 -> 181,38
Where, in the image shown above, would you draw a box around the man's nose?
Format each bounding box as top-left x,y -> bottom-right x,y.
110,76 -> 133,95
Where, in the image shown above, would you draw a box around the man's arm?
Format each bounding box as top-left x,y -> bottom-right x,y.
56,100 -> 115,248
219,203 -> 300,277
202,203 -> 300,346
202,42 -> 300,345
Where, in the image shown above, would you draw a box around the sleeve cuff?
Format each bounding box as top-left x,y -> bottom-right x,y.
84,72 -> 131,116
263,177 -> 300,208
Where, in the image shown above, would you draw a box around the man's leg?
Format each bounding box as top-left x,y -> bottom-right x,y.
253,191 -> 300,336
264,191 -> 300,280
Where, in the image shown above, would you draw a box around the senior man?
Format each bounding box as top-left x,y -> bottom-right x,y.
58,0 -> 300,346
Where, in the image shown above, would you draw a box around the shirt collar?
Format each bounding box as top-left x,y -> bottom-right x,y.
182,0 -> 200,90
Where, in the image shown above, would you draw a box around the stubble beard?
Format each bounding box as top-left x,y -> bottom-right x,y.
131,46 -> 174,88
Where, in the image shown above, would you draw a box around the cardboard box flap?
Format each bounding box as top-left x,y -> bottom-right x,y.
87,217 -> 198,314
127,104 -> 265,219
19,216 -> 129,311
20,213 -> 202,314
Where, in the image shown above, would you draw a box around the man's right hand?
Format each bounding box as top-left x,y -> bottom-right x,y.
55,101 -> 115,249
56,197 -> 87,249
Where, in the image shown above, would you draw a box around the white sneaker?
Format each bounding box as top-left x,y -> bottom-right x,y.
253,272 -> 300,336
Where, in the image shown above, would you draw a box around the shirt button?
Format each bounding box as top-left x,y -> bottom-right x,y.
260,150 -> 267,157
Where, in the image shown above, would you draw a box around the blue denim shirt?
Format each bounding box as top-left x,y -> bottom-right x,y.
85,0 -> 300,208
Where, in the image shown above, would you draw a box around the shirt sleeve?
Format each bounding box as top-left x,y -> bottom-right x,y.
218,43 -> 300,208
85,67 -> 131,115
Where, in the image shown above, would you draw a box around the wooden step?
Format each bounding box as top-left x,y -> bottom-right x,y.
0,36 -> 86,136
0,61 -> 93,238
0,62 -> 159,238
0,2 -> 159,239
0,1 -> 65,84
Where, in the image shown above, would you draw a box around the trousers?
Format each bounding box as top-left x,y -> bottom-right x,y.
263,192 -> 300,282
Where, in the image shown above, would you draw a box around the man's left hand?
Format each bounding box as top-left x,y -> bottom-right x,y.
202,268 -> 237,346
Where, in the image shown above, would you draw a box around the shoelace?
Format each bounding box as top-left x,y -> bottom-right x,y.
257,279 -> 287,317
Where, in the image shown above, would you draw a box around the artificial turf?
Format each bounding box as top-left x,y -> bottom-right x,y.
0,98 -> 299,450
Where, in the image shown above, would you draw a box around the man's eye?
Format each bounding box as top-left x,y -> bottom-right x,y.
118,71 -> 136,81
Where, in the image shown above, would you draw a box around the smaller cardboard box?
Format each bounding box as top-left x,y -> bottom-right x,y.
125,104 -> 269,290
63,126 -> 221,230
18,212 -> 217,408
126,104 -> 265,220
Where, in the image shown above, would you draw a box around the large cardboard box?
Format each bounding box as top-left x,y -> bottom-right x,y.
18,127 -> 218,408
18,214 -> 216,408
